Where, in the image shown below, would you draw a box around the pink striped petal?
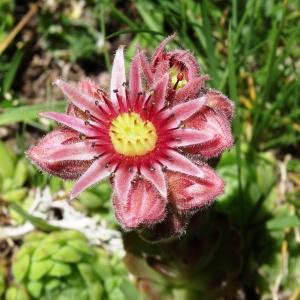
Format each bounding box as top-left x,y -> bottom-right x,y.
170,128 -> 216,147
152,60 -> 170,84
162,150 -> 205,178
113,178 -> 166,229
129,53 -> 142,102
71,157 -> 112,198
153,73 -> 169,110
110,46 -> 126,103
162,98 -> 205,128
45,142 -> 100,162
173,77 -> 207,103
167,167 -> 224,211
151,33 -> 176,65
138,48 -> 153,84
27,129 -> 92,180
78,78 -> 100,98
183,106 -> 234,158
54,79 -> 99,116
40,112 -> 97,137
140,164 -> 167,198
202,90 -> 234,120
113,166 -> 137,202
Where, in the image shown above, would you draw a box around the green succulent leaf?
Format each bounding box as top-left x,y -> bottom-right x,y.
77,263 -> 103,300
32,243 -> 61,261
44,279 -> 60,291
48,261 -> 72,277
67,239 -> 94,256
2,188 -> 28,203
266,215 -> 300,230
29,260 -> 54,281
5,285 -> 30,300
27,281 -> 42,298
0,142 -> 15,179
12,159 -> 28,189
12,255 -> 30,282
51,245 -> 83,263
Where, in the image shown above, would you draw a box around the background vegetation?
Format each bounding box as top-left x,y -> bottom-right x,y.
0,0 -> 299,299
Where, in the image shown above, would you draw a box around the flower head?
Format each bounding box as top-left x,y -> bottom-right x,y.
28,39 -> 234,230
138,33 -> 208,104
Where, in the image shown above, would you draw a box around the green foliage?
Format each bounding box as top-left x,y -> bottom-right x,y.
0,1 -> 299,299
7,230 -> 139,300
0,142 -> 36,224
124,210 -> 243,300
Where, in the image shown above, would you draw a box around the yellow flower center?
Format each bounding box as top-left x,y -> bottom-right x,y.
109,113 -> 157,156
169,66 -> 188,90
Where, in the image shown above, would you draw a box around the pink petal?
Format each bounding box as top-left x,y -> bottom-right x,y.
129,53 -> 142,102
183,106 -> 234,158
202,89 -> 235,120
138,48 -> 153,84
170,128 -> 216,147
27,129 -> 92,180
152,60 -> 170,84
161,150 -> 205,178
54,79 -> 99,116
40,112 -> 97,137
167,49 -> 200,80
173,77 -> 207,103
77,78 -> 100,98
45,142 -> 100,162
153,73 -> 169,111
113,178 -> 166,229
161,98 -> 205,128
167,167 -> 224,211
113,165 -> 137,203
110,46 -> 126,103
71,156 -> 112,198
151,33 -> 176,65
140,164 -> 167,198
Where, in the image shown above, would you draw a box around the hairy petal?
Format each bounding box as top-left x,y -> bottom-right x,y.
173,77 -> 207,103
162,98 -> 205,128
113,166 -> 137,203
167,167 -> 224,211
183,106 -> 234,158
151,33 -> 176,65
170,128 -> 216,148
152,60 -> 170,84
54,79 -> 99,116
162,150 -> 205,178
140,164 -> 167,198
40,112 -> 97,137
110,46 -> 126,103
71,156 -> 112,198
129,53 -> 142,101
44,142 -> 101,162
202,89 -> 235,120
153,73 -> 169,111
27,129 -> 91,179
113,179 -> 166,229
138,48 -> 153,84
77,78 -> 100,98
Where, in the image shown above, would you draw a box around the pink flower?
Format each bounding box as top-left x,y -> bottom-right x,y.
28,42 -> 234,230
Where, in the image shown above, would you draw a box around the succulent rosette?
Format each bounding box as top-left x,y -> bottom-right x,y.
28,37 -> 234,230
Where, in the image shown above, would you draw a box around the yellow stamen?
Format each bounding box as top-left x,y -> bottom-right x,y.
109,113 -> 157,156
